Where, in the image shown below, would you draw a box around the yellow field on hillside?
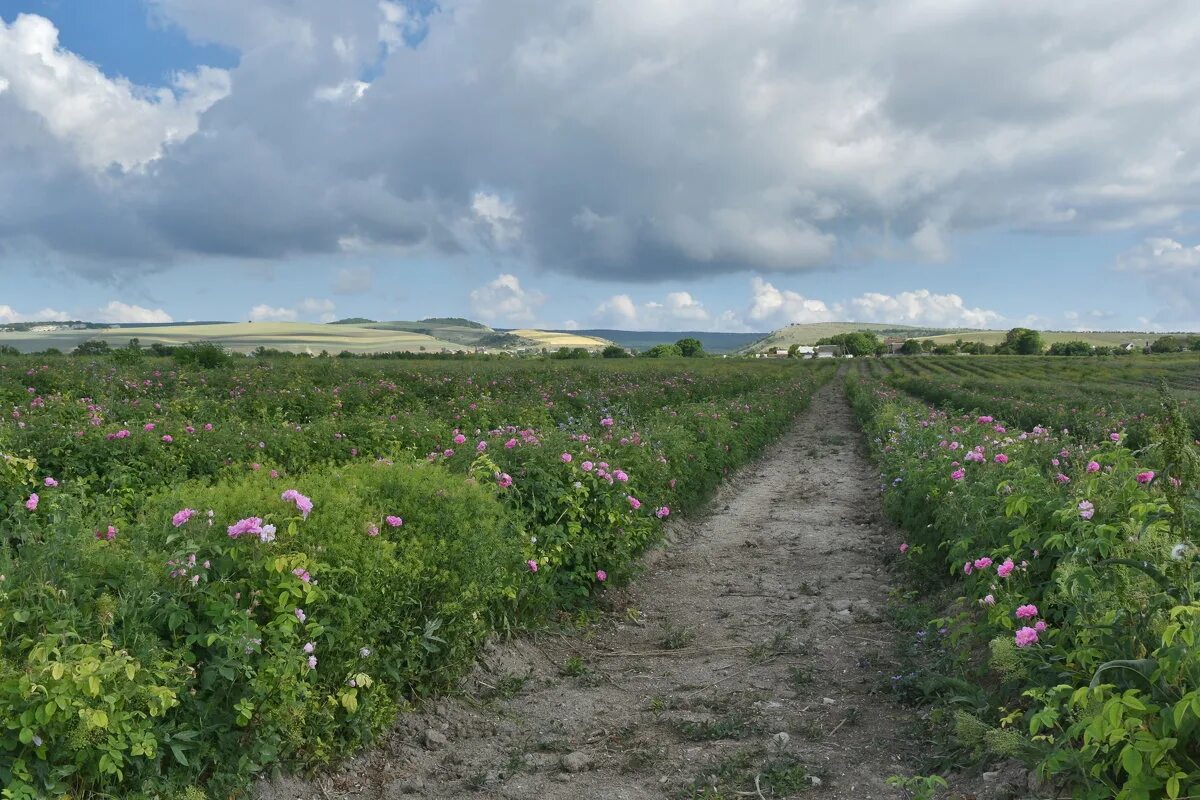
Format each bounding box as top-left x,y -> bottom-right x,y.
508,329 -> 611,349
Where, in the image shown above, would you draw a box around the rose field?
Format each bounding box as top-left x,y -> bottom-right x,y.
848,353 -> 1200,800
0,354 -> 834,797
3,348 -> 1200,800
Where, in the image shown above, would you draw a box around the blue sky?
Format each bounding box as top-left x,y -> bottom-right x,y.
1,1 -> 1198,331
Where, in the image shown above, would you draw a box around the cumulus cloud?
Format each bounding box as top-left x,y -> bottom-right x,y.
745,278 -> 836,327
847,290 -> 1002,329
469,273 -> 544,324
0,305 -> 71,324
592,291 -> 747,331
95,301 -> 173,324
8,1 -> 1200,284
248,298 -> 337,323
0,14 -> 229,170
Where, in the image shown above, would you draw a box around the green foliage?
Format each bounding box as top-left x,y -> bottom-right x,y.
848,367 -> 1200,799
0,354 -> 836,796
641,343 -> 683,358
1048,340 -> 1093,356
171,342 -> 231,369
815,331 -> 880,356
601,344 -> 631,358
1000,327 -> 1043,354
675,337 -> 705,358
72,339 -> 110,356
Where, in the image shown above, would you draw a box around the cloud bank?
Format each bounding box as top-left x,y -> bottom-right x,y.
4,1 -> 1200,286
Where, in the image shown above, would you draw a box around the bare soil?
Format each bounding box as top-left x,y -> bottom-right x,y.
257,379 -> 919,800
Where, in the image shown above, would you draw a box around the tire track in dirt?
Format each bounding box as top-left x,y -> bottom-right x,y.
259,378 -> 917,800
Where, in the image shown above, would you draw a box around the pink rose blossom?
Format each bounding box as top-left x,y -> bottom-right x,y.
973,557 -> 993,570
172,508 -> 197,527
627,495 -> 642,510
43,477 -> 58,487
996,558 -> 1014,578
526,559 -> 538,573
1078,500 -> 1094,520
596,570 -> 607,582
1086,461 -> 1100,473
899,543 -> 909,554
25,493 -> 38,511
993,454 -> 1008,464
385,515 -> 403,527
561,452 -> 572,463
1136,471 -> 1155,484
281,489 -> 313,518
951,468 -> 966,481
656,506 -> 670,519
1014,626 -> 1039,647
496,472 -> 513,489
1015,604 -> 1038,619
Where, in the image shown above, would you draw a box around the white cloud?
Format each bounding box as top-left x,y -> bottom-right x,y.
1117,237 -> 1200,274
0,305 -> 71,324
96,301 -> 173,324
248,304 -> 297,322
469,273 -> 544,324
593,290 -> 749,331
746,277 -> 836,327
333,266 -> 374,294
471,192 -> 523,249
0,14 -> 229,170
847,289 -> 1002,329
248,298 -> 337,323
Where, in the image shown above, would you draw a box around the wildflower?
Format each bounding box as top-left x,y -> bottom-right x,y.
1014,627 -> 1039,647
25,493 -> 38,511
1136,471 -> 1155,484
1015,604 -> 1038,619
561,452 -> 572,463
385,515 -> 403,527
172,508 -> 197,527
656,506 -> 670,519
973,557 -> 993,570
1078,500 -> 1094,520
993,454 -> 1008,464
596,570 -> 607,581
951,468 -> 966,481
281,489 -> 313,518
627,495 -> 642,510
1086,461 -> 1100,473
526,559 -> 538,573
996,558 -> 1014,578
899,543 -> 909,554
43,477 -> 58,487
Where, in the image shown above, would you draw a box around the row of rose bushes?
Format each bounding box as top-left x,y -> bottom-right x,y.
0,357 -> 834,798
847,376 -> 1200,800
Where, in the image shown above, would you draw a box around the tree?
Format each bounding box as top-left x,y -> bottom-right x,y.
641,343 -> 683,358
899,339 -> 924,355
1002,328 -> 1043,355
1048,340 -> 1093,356
1150,336 -> 1184,353
814,331 -> 881,357
787,344 -> 800,358
675,337 -> 705,357
601,344 -> 631,358
72,339 -> 110,356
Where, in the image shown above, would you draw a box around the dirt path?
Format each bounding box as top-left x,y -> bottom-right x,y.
259,379 -> 917,800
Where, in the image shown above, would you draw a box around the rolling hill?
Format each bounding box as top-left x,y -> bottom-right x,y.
745,323 -> 1196,352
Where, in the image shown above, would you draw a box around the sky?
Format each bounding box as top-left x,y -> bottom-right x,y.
1,1 -> 1199,333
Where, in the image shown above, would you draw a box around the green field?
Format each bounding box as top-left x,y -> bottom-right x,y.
746,321 -> 1195,351
0,320 -> 615,355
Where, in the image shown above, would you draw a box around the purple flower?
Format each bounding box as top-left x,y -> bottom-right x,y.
281,489 -> 313,518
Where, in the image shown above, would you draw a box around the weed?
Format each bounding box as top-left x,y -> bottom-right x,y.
660,621 -> 697,650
